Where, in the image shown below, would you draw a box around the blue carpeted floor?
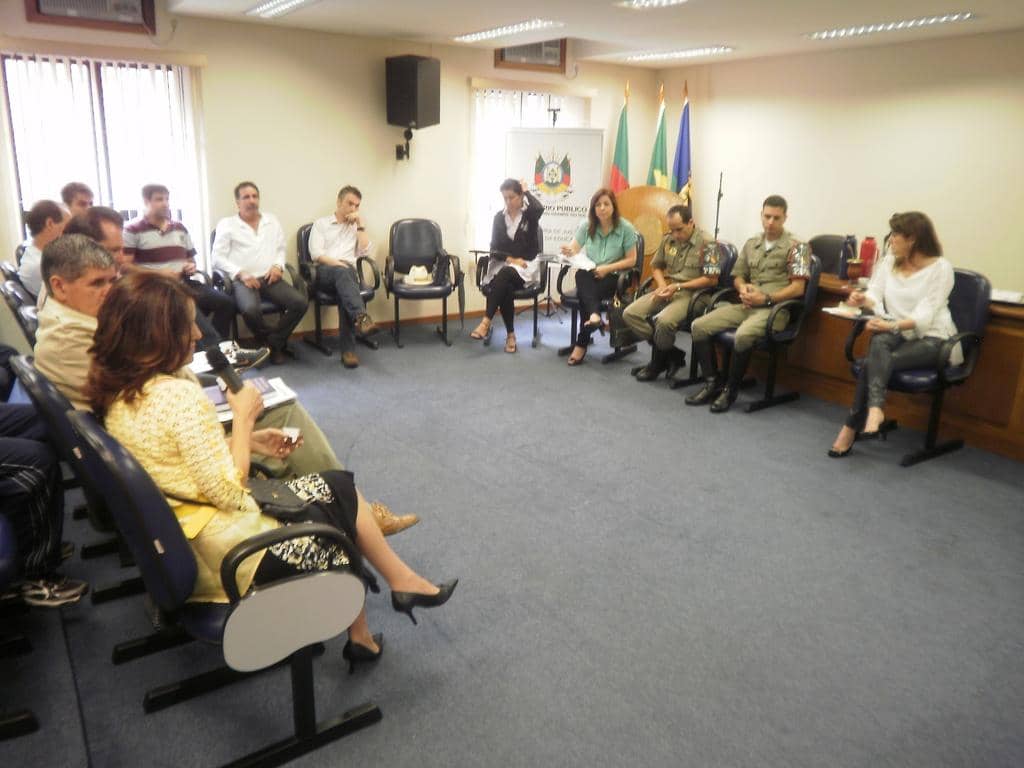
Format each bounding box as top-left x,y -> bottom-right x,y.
4,313 -> 1024,767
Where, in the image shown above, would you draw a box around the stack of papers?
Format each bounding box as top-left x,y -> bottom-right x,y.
203,377 -> 298,424
537,252 -> 597,271
822,304 -> 862,319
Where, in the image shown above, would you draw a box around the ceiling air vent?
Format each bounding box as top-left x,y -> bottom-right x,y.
494,38 -> 567,74
36,0 -> 145,23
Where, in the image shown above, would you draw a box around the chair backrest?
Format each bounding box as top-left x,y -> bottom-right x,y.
14,244 -> 27,267
389,219 -> 444,273
296,223 -> 314,280
803,253 -> 822,310
16,305 -> 37,346
949,268 -> 991,360
632,233 -> 645,272
2,279 -> 31,309
2,260 -> 20,283
10,356 -> 112,530
713,241 -> 738,286
809,234 -> 846,275
67,411 -> 197,612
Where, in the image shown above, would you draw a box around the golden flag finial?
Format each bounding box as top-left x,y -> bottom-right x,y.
625,80 -> 630,103
658,82 -> 664,103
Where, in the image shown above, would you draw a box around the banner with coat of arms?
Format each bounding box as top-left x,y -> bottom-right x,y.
505,128 -> 604,249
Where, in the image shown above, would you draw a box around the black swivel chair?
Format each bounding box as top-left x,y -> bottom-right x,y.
67,411 -> 382,766
844,268 -> 991,466
13,243 -> 27,267
808,234 -> 848,275
209,229 -> 308,347
296,222 -> 381,359
471,229 -> 547,349
708,253 -> 822,412
0,514 -> 39,741
1,261 -> 20,283
556,233 -> 645,364
10,357 -> 143,603
384,219 -> 464,347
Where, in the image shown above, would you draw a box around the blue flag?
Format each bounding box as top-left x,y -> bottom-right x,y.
671,93 -> 692,205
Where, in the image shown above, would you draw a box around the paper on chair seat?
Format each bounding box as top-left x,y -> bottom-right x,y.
222,570 -> 364,672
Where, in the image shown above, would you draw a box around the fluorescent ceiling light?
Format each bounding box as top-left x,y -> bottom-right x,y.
626,46 -> 733,62
453,19 -> 564,44
806,11 -> 975,40
618,0 -> 689,8
246,0 -> 320,19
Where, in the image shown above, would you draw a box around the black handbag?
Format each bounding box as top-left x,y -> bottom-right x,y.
607,293 -> 635,349
247,477 -> 313,521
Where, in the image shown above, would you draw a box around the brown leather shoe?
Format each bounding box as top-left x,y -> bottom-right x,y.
371,501 -> 419,536
354,313 -> 379,337
269,347 -> 288,365
341,351 -> 360,368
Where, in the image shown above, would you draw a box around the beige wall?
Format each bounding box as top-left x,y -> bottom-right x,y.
657,29 -> 1024,291
1,6 -> 1021,348
0,2 -> 658,342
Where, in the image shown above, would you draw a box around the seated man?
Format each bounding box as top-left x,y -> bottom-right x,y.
622,204 -> 714,381
686,194 -> 811,413
1,402 -> 87,606
124,184 -> 237,348
212,182 -> 308,365
18,200 -> 69,298
61,181 -> 94,217
308,185 -> 380,369
34,234 -> 417,535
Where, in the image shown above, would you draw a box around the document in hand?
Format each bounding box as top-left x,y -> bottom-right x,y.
203,376 -> 298,424
542,251 -> 596,271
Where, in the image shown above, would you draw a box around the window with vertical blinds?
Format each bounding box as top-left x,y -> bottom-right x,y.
1,53 -> 207,262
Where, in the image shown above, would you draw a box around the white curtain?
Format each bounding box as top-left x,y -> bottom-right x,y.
1,54 -> 207,262
470,88 -> 587,250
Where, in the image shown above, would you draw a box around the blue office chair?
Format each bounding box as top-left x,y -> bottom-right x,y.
296,222 -> 381,358
0,514 -> 39,740
809,234 -> 848,276
708,253 -> 822,412
384,219 -> 464,347
843,268 -> 991,466
556,233 -> 645,364
1,281 -> 38,347
67,411 -> 382,765
472,228 -> 548,349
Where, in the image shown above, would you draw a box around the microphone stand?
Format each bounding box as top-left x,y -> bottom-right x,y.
714,172 -> 724,241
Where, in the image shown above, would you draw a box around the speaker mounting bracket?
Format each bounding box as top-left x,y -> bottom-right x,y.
395,127 -> 415,161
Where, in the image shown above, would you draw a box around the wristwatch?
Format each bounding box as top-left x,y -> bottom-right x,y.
764,294 -> 774,307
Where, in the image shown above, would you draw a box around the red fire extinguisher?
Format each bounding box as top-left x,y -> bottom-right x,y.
859,236 -> 878,277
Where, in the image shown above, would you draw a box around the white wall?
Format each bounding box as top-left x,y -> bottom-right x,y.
657,29 -> 1024,291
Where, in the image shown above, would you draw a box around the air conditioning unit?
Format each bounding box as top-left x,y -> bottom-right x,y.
35,0 -> 146,25
497,39 -> 565,67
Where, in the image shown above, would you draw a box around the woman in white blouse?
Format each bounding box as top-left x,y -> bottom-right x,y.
829,212 -> 959,457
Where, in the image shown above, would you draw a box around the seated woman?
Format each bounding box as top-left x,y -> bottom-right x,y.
470,179 -> 544,353
86,271 -> 456,670
829,211 -> 960,457
559,188 -> 638,366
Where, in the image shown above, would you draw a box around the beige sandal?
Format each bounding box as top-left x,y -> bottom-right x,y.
504,334 -> 517,353
470,319 -> 491,340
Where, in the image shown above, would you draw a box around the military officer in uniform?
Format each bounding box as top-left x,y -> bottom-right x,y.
685,194 -> 812,412
623,205 -> 716,381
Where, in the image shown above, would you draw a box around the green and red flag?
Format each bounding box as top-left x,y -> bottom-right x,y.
609,82 -> 630,194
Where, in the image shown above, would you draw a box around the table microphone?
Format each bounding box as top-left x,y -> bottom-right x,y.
205,346 -> 244,394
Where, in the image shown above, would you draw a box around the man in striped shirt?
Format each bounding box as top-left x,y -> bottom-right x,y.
123,184 -> 236,346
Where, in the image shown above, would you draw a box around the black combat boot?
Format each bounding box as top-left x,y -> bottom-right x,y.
635,347 -> 669,382
710,347 -> 753,413
684,340 -> 722,405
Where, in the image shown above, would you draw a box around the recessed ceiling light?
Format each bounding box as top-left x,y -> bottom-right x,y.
626,46 -> 733,62
617,0 -> 689,8
453,19 -> 565,44
246,0 -> 320,19
806,11 -> 975,40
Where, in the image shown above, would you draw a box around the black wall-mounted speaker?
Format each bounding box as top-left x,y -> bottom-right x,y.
385,55 -> 440,130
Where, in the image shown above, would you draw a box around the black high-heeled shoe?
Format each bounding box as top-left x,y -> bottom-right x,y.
582,317 -> 606,336
391,579 -> 458,625
342,633 -> 384,674
828,445 -> 853,458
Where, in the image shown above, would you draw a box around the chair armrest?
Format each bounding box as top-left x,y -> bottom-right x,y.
447,253 -> 464,287
684,285 -> 719,325
709,287 -> 738,308
188,269 -> 212,286
471,252 -> 491,290
220,523 -> 365,604
637,276 -> 654,296
356,256 -> 381,291
284,264 -> 307,299
615,268 -> 641,299
765,297 -> 806,343
212,268 -> 234,295
843,318 -> 870,362
556,265 -> 573,297
384,255 -> 395,297
299,258 -> 315,285
938,330 -> 983,385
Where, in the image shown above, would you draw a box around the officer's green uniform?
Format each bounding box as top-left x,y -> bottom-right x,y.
622,228 -> 714,351
690,230 -> 810,352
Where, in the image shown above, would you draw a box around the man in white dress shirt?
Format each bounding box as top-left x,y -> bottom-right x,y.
18,200 -> 70,298
212,182 -> 308,365
308,185 -> 379,368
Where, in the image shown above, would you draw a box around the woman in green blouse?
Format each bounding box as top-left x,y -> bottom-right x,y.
559,188 -> 638,365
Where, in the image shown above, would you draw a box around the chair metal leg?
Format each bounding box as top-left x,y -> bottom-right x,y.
532,298 -> 540,348
602,344 -> 637,364
356,334 -> 380,351
392,298 -> 403,348
303,301 -> 332,357
436,297 -> 451,346
219,646 -> 381,768
81,536 -> 119,559
558,308 -> 579,356
899,389 -> 963,466
112,626 -> 194,665
744,349 -> 800,412
670,343 -> 703,388
91,575 -> 145,605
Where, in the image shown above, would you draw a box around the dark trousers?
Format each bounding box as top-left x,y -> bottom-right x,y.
845,333 -> 944,429
0,404 -> 63,578
485,266 -> 525,332
315,265 -> 365,352
189,281 -> 236,344
233,276 -> 308,351
575,270 -> 618,347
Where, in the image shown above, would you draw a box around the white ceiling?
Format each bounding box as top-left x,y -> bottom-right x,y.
167,0 -> 1024,67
